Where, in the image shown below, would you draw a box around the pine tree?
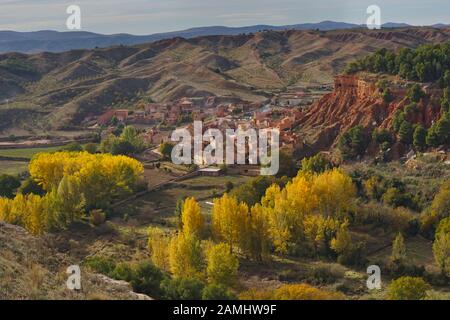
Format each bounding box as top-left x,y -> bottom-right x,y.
413,125 -> 427,151
399,121 -> 414,145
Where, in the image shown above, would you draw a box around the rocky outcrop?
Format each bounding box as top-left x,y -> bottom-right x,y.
296,74 -> 443,155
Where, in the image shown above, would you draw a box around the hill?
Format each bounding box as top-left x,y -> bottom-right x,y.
0,221 -> 150,300
296,73 -> 443,156
1,27 -> 450,131
0,21 -> 419,54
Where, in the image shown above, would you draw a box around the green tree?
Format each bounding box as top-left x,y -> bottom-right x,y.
413,125 -> 427,151
398,121 -> 414,145
120,126 -> 145,152
420,181 -> 450,235
129,260 -> 166,298
407,84 -> 425,103
277,151 -> 297,177
84,143 -> 98,154
0,174 -> 21,198
18,177 -> 45,196
110,139 -> 135,155
159,142 -> 174,160
339,126 -> 369,160
206,243 -> 239,287
392,110 -> 406,132
161,277 -> 205,300
301,154 -> 332,173
391,233 -> 407,264
63,142 -> 83,152
426,125 -> 441,148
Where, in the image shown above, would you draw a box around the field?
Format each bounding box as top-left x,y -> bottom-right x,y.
115,172 -> 253,227
0,160 -> 28,175
0,145 -> 66,159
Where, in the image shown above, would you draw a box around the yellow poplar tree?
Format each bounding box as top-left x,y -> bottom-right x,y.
148,227 -> 170,271
212,193 -> 249,252
243,204 -> 271,261
168,232 -> 203,278
312,169 -> 356,217
181,197 -> 204,236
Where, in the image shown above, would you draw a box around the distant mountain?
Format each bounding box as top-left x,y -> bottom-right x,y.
432,23 -> 450,28
381,22 -> 411,28
0,21 -> 441,54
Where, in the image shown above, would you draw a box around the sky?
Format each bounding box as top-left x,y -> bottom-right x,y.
0,0 -> 449,34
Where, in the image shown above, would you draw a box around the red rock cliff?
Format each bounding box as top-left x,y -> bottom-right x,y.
296,75 -> 442,155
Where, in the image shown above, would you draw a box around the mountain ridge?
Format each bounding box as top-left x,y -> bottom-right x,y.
2,21 -> 448,54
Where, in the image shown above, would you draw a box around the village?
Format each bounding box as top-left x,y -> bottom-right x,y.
89,83 -> 332,159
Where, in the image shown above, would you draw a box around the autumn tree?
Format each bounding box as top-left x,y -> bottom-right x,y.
262,173 -> 318,254
212,193 -> 249,253
54,175 -> 86,226
312,169 -> 356,217
206,243 -> 239,287
0,151 -> 144,234
433,217 -> 450,277
331,220 -> 353,261
148,227 -> 170,271
391,233 -> 407,264
241,284 -> 343,300
420,180 -> 450,235
181,197 -> 204,237
243,204 -> 271,261
168,232 -> 203,278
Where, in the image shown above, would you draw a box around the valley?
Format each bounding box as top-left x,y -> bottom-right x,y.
1,26 -> 450,302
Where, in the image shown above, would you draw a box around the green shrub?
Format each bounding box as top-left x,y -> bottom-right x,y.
111,261 -> 166,298
301,154 -> 332,173
0,174 -> 21,198
84,256 -> 116,276
202,284 -> 236,300
161,277 -> 205,300
387,276 -> 430,300
306,265 -> 340,285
